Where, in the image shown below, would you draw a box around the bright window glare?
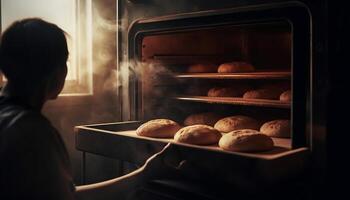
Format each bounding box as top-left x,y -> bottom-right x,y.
1,0 -> 77,80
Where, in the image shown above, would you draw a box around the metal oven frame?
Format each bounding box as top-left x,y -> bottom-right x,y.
127,2 -> 311,149
75,0 -> 333,198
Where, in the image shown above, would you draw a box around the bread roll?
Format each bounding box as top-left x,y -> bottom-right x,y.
136,119 -> 181,138
214,115 -> 260,133
279,90 -> 291,102
260,120 -> 291,138
219,129 -> 274,152
187,63 -> 218,73
174,125 -> 222,145
207,86 -> 248,97
217,62 -> 255,73
184,112 -> 222,126
243,89 -> 281,100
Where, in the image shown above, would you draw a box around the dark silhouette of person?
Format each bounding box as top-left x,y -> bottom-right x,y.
0,18 -> 178,200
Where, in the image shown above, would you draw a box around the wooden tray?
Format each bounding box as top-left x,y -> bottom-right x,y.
75,121 -> 308,190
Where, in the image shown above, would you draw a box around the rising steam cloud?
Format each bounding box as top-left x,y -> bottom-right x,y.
96,0 -> 199,122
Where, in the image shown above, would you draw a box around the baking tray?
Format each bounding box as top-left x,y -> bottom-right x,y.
75,121 -> 308,190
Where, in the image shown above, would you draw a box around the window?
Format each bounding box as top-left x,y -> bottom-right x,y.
0,0 -> 93,95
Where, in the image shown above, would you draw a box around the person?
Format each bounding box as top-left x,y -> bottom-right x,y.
0,18 -> 180,200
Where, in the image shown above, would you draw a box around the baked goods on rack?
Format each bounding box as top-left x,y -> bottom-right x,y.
260,119 -> 291,138
279,90 -> 291,102
207,86 -> 248,97
136,119 -> 181,138
184,112 -> 222,126
243,88 -> 281,100
243,83 -> 290,100
219,129 -> 274,152
217,61 -> 255,73
187,63 -> 218,73
214,115 -> 260,133
174,125 -> 222,145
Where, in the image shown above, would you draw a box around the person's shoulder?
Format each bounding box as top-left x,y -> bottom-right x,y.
3,108 -> 56,140
15,110 -> 54,131
0,97 -> 26,120
18,109 -> 51,124
0,96 -> 49,129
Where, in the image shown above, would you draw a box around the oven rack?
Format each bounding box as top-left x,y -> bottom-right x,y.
174,96 -> 290,108
152,55 -> 236,64
174,71 -> 291,80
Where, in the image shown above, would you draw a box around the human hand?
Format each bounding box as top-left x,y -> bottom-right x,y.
140,143 -> 187,181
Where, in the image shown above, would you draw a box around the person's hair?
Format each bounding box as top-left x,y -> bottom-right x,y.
0,18 -> 68,84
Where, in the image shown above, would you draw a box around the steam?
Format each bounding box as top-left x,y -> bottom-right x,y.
93,0 -> 202,122
126,0 -> 199,17
93,10 -> 117,32
128,60 -> 192,121
92,3 -> 118,86
102,68 -> 119,93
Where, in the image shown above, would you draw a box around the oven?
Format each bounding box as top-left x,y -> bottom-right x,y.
75,0 -> 330,199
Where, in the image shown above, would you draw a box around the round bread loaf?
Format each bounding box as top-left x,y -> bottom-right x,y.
217,62 -> 255,73
260,119 -> 291,138
136,119 -> 181,138
214,115 -> 260,133
279,90 -> 291,102
219,129 -> 274,152
187,63 -> 218,73
243,89 -> 281,100
207,87 -> 247,97
184,112 -> 222,126
174,125 -> 222,145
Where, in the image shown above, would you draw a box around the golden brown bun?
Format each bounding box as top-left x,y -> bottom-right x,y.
184,112 -> 222,127
207,86 -> 248,97
217,62 -> 255,73
136,119 -> 181,138
243,89 -> 281,100
187,64 -> 218,73
219,129 -> 274,152
214,115 -> 260,133
279,90 -> 291,102
174,125 -> 222,145
260,120 -> 291,138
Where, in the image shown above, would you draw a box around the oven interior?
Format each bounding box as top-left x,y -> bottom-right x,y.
138,20 -> 293,149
